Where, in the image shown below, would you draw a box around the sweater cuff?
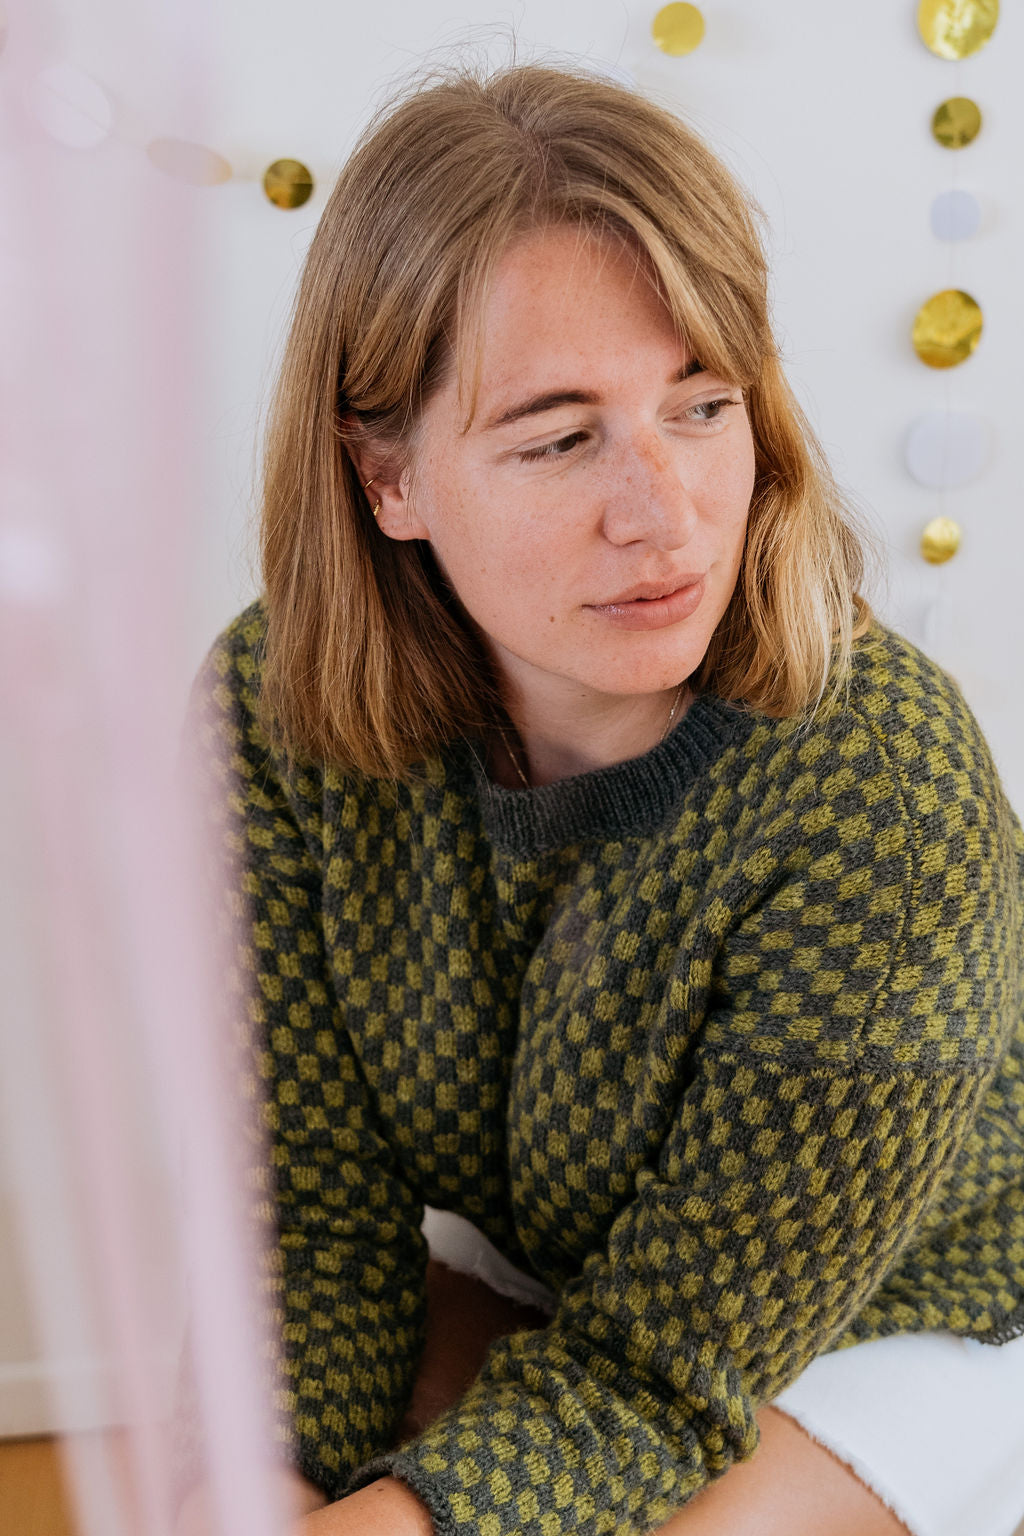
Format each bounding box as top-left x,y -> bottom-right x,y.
344,1453 -> 458,1536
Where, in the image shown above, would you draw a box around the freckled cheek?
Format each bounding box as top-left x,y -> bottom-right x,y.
491,526 -> 566,591
710,431 -> 755,493
449,534 -> 555,620
443,488 -> 579,617
705,443 -> 755,540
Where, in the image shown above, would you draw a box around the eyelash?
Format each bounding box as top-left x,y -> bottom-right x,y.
515,398 -> 741,464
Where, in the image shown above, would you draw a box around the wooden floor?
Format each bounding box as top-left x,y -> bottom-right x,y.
0,1431 -> 137,1536
1,1436 -> 79,1536
5,1432 -> 1024,1535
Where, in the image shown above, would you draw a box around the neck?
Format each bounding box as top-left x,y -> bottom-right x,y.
492,680 -> 691,789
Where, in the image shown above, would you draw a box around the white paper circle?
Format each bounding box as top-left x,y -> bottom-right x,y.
904,411 -> 988,490
28,61 -> 112,149
930,189 -> 981,242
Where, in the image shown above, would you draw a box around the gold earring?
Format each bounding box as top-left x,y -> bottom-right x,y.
363,476 -> 381,519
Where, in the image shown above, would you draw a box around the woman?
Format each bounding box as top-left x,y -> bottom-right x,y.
177,57 -> 1024,1536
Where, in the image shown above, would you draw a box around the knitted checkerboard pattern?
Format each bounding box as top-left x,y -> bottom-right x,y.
181,598 -> 1024,1535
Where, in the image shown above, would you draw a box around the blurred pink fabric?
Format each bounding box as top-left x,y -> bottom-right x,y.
0,4 -> 291,1533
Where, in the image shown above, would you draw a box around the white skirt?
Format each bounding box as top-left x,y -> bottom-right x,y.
422,1207 -> 1024,1536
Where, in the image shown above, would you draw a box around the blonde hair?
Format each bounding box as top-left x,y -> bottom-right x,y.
255,54 -> 878,783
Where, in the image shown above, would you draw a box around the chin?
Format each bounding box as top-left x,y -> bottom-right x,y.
599,639 -> 709,692
573,664 -> 701,699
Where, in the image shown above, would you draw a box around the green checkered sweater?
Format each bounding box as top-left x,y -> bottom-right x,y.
187,597 -> 1024,1536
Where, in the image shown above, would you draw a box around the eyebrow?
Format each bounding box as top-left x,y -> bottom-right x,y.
481,358 -> 707,432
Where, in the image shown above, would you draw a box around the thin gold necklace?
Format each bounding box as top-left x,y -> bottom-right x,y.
496,682 -> 687,790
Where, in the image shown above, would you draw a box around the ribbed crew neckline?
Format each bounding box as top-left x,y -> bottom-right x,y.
461,693 -> 753,854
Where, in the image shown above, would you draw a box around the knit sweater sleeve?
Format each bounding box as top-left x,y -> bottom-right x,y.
181,609 -> 429,1500
341,703 -> 1016,1534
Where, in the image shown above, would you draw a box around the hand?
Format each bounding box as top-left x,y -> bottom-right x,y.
294,1478 -> 434,1536
173,1463 -> 327,1536
174,1261 -> 549,1534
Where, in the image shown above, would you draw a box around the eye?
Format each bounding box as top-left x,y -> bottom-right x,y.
515,398 -> 742,463
521,433 -> 592,460
686,397 -> 739,425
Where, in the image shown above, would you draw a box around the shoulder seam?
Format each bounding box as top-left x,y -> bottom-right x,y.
842,692 -> 924,1051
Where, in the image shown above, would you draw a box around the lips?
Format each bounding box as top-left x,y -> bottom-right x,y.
587,574 -> 707,630
597,573 -> 705,605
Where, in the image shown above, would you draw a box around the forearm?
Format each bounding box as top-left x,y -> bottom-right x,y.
297,1477 -> 433,1536
174,1463 -> 327,1535
176,1466 -> 429,1536
297,1258 -> 551,1536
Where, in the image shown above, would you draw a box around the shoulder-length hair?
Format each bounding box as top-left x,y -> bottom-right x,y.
254,55 -> 877,783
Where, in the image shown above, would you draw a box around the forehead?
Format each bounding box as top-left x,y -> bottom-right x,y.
500,220 -> 646,286
452,225 -> 694,431
481,225 -> 669,339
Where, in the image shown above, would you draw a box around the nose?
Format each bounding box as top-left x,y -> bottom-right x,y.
599,431 -> 700,551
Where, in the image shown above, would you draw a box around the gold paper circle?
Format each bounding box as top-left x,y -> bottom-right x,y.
912,289 -> 983,368
147,138 -> 233,186
921,517 -> 962,564
652,3 -> 706,55
917,0 -> 998,59
263,158 -> 314,209
931,96 -> 982,148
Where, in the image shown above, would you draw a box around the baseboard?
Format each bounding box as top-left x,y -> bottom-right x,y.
0,1354 -> 177,1439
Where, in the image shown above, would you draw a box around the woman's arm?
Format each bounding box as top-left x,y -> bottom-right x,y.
179,611 -> 432,1492
174,1464 -> 328,1536
297,1477 -> 434,1535
294,1259 -> 553,1535
175,1258 -> 548,1535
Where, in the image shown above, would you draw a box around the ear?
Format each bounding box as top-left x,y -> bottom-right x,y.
348,450 -> 431,542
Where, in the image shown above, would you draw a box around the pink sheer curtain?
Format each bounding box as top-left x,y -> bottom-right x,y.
0,4 -> 289,1533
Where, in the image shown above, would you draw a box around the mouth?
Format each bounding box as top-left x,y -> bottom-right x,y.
592,573 -> 706,607
586,574 -> 707,629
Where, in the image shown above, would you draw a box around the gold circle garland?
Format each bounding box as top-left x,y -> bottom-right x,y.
931,96 -> 982,148
6,12 -> 996,596
916,6 -> 998,574
917,0 -> 999,59
912,289 -> 983,368
262,158 -> 315,209
920,517 -> 962,563
651,3 -> 705,55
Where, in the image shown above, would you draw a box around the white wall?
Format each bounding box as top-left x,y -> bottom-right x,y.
4,0 -> 1021,1436
186,0 -> 1023,795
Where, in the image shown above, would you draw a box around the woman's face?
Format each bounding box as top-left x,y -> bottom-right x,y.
386,223 -> 757,706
